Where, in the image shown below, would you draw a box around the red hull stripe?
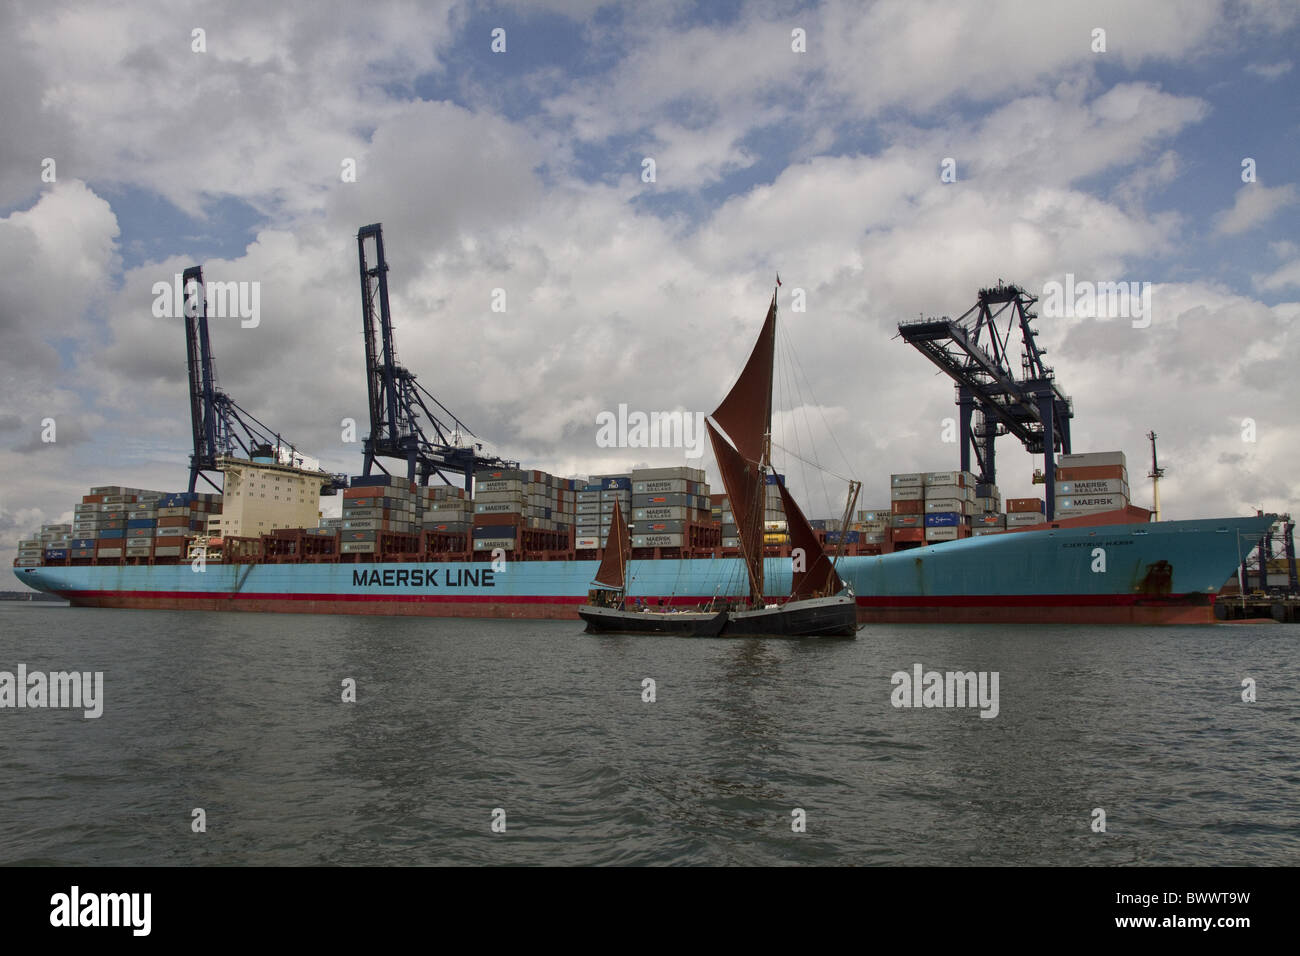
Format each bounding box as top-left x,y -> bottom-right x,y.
53,589 -> 1204,608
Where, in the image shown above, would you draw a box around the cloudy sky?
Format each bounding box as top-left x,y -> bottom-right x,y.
1,0 -> 1297,566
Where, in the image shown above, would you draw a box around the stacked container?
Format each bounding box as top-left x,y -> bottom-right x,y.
854,507 -> 890,547
342,475 -> 417,552
417,484 -> 471,535
1054,451 -> 1130,516
630,466 -> 709,549
890,473 -> 925,546
575,482 -> 606,550
922,470 -> 976,542
1005,497 -> 1046,527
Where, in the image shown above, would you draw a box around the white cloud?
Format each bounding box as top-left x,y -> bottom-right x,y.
1245,59 -> 1293,79
1214,182 -> 1299,235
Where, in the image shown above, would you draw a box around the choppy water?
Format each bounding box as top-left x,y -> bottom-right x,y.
0,603 -> 1296,866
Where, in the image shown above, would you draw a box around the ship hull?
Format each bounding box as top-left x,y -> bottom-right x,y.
578,605 -> 728,636
723,595 -> 858,637
14,515 -> 1274,626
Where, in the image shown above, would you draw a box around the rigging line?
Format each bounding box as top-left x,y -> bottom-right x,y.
776,315 -> 834,518
777,312 -> 830,519
770,441 -> 858,486
780,311 -> 856,484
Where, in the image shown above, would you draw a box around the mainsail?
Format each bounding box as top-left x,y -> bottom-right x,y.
707,419 -> 766,603
593,499 -> 630,589
710,291 -> 776,466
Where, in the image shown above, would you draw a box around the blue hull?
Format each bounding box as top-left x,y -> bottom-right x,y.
14,515 -> 1273,625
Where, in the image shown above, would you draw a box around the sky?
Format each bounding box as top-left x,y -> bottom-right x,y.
1,0 -> 1298,570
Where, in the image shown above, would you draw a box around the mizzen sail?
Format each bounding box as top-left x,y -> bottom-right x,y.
593,498 -> 630,589
779,481 -> 844,600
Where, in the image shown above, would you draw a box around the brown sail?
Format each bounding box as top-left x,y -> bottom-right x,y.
779,481 -> 844,600
593,499 -> 630,589
711,291 -> 776,465
707,419 -> 766,604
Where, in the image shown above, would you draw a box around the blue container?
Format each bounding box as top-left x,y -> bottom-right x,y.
44,549 -> 67,560
810,519 -> 827,530
127,518 -> 156,529
765,473 -> 785,486
98,528 -> 125,538
349,476 -> 393,489
602,477 -> 632,491
924,512 -> 961,528
825,530 -> 860,544
70,538 -> 95,548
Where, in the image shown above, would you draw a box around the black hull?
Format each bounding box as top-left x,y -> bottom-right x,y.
722,595 -> 859,638
579,605 -> 728,636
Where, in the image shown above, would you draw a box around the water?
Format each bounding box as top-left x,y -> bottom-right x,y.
1,603 -> 1297,865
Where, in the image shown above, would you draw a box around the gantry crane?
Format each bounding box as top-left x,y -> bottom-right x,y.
182,265 -> 346,493
898,281 -> 1073,518
356,223 -> 517,488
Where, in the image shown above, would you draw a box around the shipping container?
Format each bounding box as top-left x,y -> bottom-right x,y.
892,499 -> 924,515
1055,465 -> 1127,483
890,486 -> 923,501
892,514 -> 924,528
924,512 -> 962,527
1055,493 -> 1128,512
633,534 -> 685,548
1057,451 -> 1126,469
1006,511 -> 1046,526
1057,479 -> 1129,497
892,527 -> 924,542
633,519 -> 685,534
1006,498 -> 1045,513
472,538 -> 516,551
925,526 -> 960,541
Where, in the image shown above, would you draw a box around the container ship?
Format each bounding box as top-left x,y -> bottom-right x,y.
11,463 -> 1278,627
9,228 -> 1287,625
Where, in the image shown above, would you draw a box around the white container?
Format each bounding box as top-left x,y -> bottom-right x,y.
891,486 -> 923,501
1006,511 -> 1046,526
925,526 -> 960,541
1057,479 -> 1129,497
1055,493 -> 1128,512
890,473 -> 923,487
925,497 -> 965,513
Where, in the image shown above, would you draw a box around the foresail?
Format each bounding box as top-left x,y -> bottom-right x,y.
593,499 -> 630,588
710,291 -> 776,465
707,419 -> 765,603
779,482 -> 844,600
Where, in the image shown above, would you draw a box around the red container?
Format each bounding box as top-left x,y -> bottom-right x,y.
892,527 -> 924,542
891,499 -> 923,515
154,535 -> 187,548
1057,465 -> 1127,482
157,516 -> 188,528
1006,498 -> 1045,513
82,494 -> 105,504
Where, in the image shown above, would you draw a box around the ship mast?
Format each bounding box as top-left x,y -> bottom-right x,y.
1147,430 -> 1165,522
